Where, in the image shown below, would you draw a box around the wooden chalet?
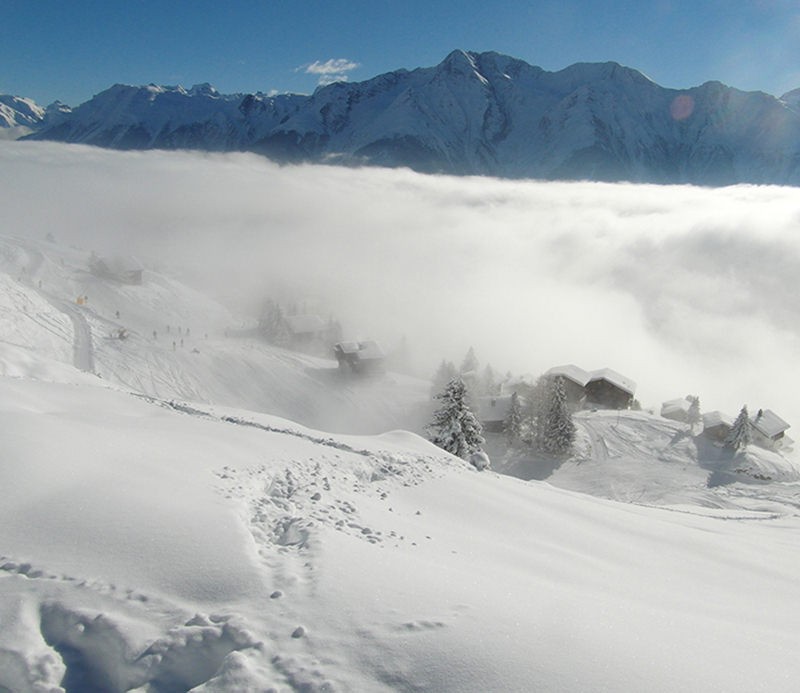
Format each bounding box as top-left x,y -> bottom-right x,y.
701,411 -> 733,444
334,340 -> 385,375
661,398 -> 692,423
88,253 -> 143,284
750,409 -> 791,451
285,314 -> 326,345
477,396 -> 513,433
545,365 -> 636,411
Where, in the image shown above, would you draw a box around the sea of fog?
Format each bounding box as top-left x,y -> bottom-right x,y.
2,140 -> 799,439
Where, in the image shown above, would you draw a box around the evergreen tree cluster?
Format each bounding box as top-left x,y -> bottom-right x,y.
258,299 -> 291,346
427,377 -> 485,465
726,405 -> 751,451
428,349 -> 577,462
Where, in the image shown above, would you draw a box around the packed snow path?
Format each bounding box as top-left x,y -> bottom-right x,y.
46,296 -> 94,372
8,237 -> 95,373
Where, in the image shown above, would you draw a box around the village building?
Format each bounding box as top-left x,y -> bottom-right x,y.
285,314 -> 327,346
544,365 -> 589,410
88,253 -> 144,284
334,341 -> 385,375
661,397 -> 692,423
701,411 -> 734,444
545,365 -> 636,411
661,398 -> 690,422
584,368 -> 636,410
477,395 -> 513,434
750,409 -> 792,451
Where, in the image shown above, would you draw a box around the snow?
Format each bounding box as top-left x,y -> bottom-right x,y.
586,367 -> 636,396
2,220 -> 800,689
751,408 -> 790,438
20,50 -> 800,185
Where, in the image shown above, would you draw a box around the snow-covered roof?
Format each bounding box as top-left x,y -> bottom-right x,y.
335,340 -> 384,360
545,364 -> 590,387
587,368 -> 636,395
751,409 -> 790,438
336,341 -> 361,354
661,398 -> 691,416
91,254 -> 144,273
356,340 -> 384,361
285,314 -> 325,334
702,411 -> 733,429
477,395 -> 513,423
544,365 -> 636,395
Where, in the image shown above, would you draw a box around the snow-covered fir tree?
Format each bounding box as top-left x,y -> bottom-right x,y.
522,376 -> 550,447
430,359 -> 457,399
460,346 -> 479,375
259,299 -> 291,347
726,405 -> 751,451
541,376 -> 576,455
503,391 -> 524,446
427,377 -> 485,464
479,363 -> 498,396
687,396 -> 701,429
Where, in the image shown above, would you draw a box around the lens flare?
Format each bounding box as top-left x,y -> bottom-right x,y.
670,94 -> 695,121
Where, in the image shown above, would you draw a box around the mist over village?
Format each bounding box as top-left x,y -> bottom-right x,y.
3,2 -> 800,688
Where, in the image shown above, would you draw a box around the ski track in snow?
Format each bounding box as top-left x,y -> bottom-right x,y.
8,238 -> 96,373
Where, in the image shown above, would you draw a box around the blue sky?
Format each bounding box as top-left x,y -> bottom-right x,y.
2,0 -> 799,106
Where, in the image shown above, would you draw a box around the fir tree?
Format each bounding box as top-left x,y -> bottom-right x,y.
430,359 -> 457,399
726,405 -> 751,450
522,376 -> 550,448
259,299 -> 291,347
541,376 -> 576,455
460,346 -> 479,375
687,396 -> 701,429
479,363 -> 498,396
427,378 -> 485,462
503,391 -> 524,446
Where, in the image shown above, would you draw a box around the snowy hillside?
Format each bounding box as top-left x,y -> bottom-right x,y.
18,50 -> 800,185
3,144 -> 800,690
0,234 -> 428,434
4,369 -> 800,690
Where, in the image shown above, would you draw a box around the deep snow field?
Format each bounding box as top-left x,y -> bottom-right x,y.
2,228 -> 800,691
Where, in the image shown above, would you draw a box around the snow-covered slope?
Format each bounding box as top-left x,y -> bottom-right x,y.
497,409 -> 800,511
0,233 -> 429,434
4,376 -> 800,691
3,201 -> 800,689
23,50 -> 800,185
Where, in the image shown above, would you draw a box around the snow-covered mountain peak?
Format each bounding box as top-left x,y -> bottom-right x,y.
781,87 -> 800,113
15,49 -> 800,184
188,82 -> 220,97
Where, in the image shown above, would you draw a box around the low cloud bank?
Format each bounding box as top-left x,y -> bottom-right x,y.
2,141 -> 799,430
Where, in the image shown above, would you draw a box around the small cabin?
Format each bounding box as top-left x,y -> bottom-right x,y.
285,314 -> 326,345
584,368 -> 636,410
546,364 -> 635,411
88,253 -> 143,285
544,365 -> 589,410
701,411 -> 733,444
334,340 -> 385,375
750,409 -> 791,451
661,398 -> 692,423
477,396 -> 513,433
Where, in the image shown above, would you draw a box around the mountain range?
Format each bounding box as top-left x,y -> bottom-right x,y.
6,49 -> 800,185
